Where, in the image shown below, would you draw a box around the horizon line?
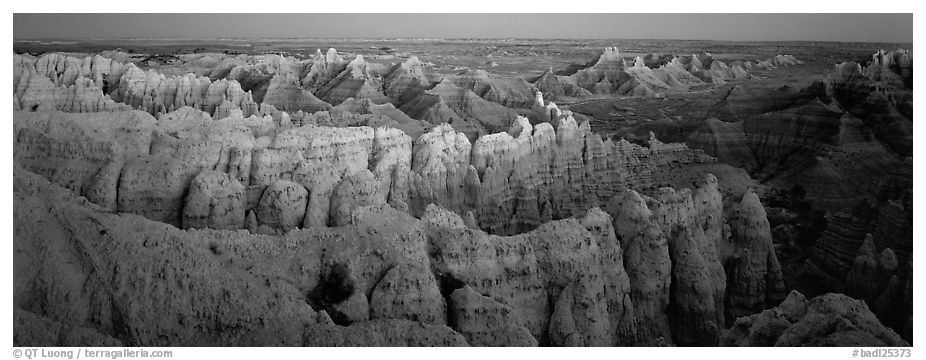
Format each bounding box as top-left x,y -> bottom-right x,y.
12,37 -> 915,44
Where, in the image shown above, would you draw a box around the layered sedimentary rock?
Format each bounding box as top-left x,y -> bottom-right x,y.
302,48 -> 348,90
15,70 -> 132,113
537,48 -> 749,99
14,110 -> 157,197
315,55 -> 391,106
533,68 -> 593,99
678,75 -> 907,214
398,79 -> 521,139
751,55 -> 804,69
743,99 -> 843,166
261,72 -> 332,114
826,52 -> 912,156
382,55 -> 443,103
691,54 -> 750,83
804,157 -> 912,324
686,118 -> 757,169
329,98 -> 428,138
409,104 -> 718,235
23,99 -> 713,238
13,46 -> 908,347
451,69 -> 537,109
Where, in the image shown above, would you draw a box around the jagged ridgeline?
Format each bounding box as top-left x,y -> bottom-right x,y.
12,47 -> 910,347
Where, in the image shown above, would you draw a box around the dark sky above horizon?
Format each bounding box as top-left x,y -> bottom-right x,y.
14,13 -> 914,43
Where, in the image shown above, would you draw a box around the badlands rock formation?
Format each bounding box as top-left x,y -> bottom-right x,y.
593,51 -> 913,327
535,48 -> 750,100
12,46 -> 908,347
721,291 -> 908,346
15,157 -> 795,346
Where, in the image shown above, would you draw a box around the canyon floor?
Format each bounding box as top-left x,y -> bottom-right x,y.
12,38 -> 913,347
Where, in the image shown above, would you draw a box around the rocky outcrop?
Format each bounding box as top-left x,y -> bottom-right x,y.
580,207 -> 637,345
382,55 -> 442,103
14,110 -> 156,195
723,190 -> 787,321
406,124 -> 473,216
399,79 -> 521,139
15,71 -> 132,113
293,160 -> 341,227
657,189 -> 724,346
371,127 -> 413,209
303,320 -> 468,346
15,167 -> 320,346
261,72 -> 332,114
98,63 -> 292,122
539,48 -> 749,99
369,263 -> 447,325
686,118 -> 757,169
694,54 -> 750,83
272,125 -> 375,178
182,170 -> 246,230
827,51 -> 912,156
15,149 -> 793,347
752,55 -> 804,69
81,158 -> 124,211
805,159 -> 912,302
451,69 -> 537,109
15,307 -> 123,347
721,291 -> 908,346
533,68 -> 593,100
448,286 -> 538,346
743,99 -> 842,165
117,156 -> 201,226
315,55 -> 391,106
12,107 -> 408,232
256,180 -> 308,231
302,48 -> 347,90
843,235 -> 883,301
330,98 -> 429,138
15,53 -> 129,90
16,165 -> 476,346
842,237 -> 908,335
16,93 -> 733,247
604,175 -> 731,346
12,45 -> 914,348
409,106 -> 718,236
329,169 -> 386,226
606,189 -> 672,344
424,205 -> 617,345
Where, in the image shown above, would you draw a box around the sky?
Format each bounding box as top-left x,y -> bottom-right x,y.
13,13 -> 914,43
